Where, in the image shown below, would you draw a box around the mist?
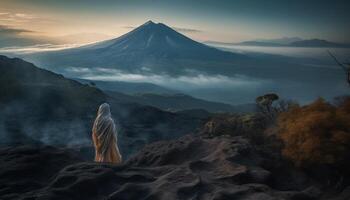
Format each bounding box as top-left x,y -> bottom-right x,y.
1,41 -> 350,105
211,44 -> 350,62
66,67 -> 267,90
0,101 -> 94,147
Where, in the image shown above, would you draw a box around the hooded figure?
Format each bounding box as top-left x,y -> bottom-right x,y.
92,103 -> 122,164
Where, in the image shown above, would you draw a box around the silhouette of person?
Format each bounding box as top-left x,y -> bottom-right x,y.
92,103 -> 122,164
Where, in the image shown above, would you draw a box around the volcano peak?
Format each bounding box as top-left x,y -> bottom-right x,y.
143,20 -> 156,26
30,21 -> 238,74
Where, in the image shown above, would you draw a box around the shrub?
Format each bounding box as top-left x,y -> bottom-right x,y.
276,97 -> 350,167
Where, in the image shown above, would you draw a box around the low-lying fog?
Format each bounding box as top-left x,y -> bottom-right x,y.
1,44 -> 349,105
62,45 -> 350,105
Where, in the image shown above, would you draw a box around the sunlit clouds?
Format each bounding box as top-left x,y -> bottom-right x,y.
0,44 -> 82,54
0,0 -> 349,47
0,24 -> 34,35
0,12 -> 38,25
0,12 -> 40,37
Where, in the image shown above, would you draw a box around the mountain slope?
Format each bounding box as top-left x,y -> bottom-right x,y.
0,55 -> 106,118
0,55 -> 106,146
26,21 -> 246,75
106,91 -> 248,113
76,79 -> 257,113
0,55 -> 205,158
76,79 -> 254,113
76,79 -> 178,95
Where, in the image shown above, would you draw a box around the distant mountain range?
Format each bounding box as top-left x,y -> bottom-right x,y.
288,39 -> 350,47
207,38 -> 350,48
254,37 -> 303,45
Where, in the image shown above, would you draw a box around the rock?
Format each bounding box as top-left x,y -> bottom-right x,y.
199,114 -> 269,145
329,186 -> 350,200
0,145 -> 83,200
302,186 -> 322,199
0,135 -> 325,200
248,167 -> 271,183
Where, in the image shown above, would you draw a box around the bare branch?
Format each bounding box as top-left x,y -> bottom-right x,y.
327,50 -> 348,72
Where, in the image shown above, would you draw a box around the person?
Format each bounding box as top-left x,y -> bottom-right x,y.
92,103 -> 122,164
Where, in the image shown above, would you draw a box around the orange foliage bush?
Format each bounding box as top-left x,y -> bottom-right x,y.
277,97 -> 350,167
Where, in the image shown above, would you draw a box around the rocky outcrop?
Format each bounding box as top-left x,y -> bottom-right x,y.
0,145 -> 84,200
199,114 -> 270,146
1,135 -> 333,200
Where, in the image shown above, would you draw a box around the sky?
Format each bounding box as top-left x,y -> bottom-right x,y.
0,0 -> 350,45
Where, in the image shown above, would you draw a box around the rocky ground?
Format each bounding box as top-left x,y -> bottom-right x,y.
1,135 -> 349,200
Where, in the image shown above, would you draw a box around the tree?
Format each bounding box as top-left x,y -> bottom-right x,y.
256,93 -> 279,120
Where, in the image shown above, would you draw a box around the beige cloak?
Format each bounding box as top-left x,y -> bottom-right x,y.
92,103 -> 122,164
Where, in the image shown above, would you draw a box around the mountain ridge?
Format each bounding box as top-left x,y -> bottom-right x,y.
0,55 -> 204,158
106,90 -> 255,113
206,38 -> 350,48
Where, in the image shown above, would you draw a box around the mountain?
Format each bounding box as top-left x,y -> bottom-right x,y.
236,41 -> 285,47
289,39 -> 350,48
25,20 -> 245,75
0,55 -> 106,145
223,38 -> 350,48
18,22 -> 349,106
255,37 -> 303,44
233,37 -> 303,46
0,55 -> 205,158
25,21 -> 335,83
205,37 -> 302,46
0,56 -> 106,113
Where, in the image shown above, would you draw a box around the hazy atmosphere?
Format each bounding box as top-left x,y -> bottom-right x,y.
1,0 -> 350,104
1,1 -> 350,199
1,0 -> 350,44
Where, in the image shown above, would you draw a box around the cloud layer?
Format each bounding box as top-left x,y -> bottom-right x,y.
0,44 -> 82,54
0,12 -> 42,25
0,24 -> 34,35
65,67 -> 267,90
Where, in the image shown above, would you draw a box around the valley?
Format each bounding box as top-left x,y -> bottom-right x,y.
0,1 -> 350,198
